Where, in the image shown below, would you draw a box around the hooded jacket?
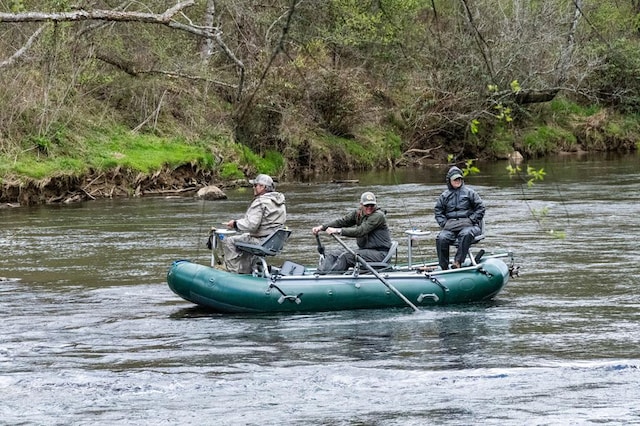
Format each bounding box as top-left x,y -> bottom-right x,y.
434,166 -> 485,229
322,206 -> 392,251
235,191 -> 286,238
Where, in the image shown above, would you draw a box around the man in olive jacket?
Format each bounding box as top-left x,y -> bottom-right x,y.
223,174 -> 286,273
312,191 -> 392,274
434,166 -> 485,270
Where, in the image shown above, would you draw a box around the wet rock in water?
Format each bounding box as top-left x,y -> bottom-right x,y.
197,185 -> 227,200
508,151 -> 524,165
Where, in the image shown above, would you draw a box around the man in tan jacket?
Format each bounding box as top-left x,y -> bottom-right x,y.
223,174 -> 286,273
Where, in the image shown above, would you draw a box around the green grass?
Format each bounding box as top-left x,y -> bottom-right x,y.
0,129 -> 215,180
550,98 -> 600,117
1,156 -> 86,180
237,145 -> 285,176
323,129 -> 404,168
521,125 -> 576,156
0,125 -> 295,183
91,133 -> 213,172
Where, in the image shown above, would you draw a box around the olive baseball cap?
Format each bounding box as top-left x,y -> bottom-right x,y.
360,191 -> 377,205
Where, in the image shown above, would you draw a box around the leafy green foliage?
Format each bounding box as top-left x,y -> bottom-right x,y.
505,163 -> 564,237
326,135 -> 377,167
529,206 -> 566,239
470,119 -> 480,135
583,39 -> 640,113
382,131 -> 404,159
262,150 -> 285,175
9,0 -> 25,13
30,136 -> 52,155
323,0 -> 428,54
487,127 -> 516,158
442,157 -> 481,179
506,163 -> 545,189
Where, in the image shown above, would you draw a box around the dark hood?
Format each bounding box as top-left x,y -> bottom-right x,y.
446,166 -> 464,190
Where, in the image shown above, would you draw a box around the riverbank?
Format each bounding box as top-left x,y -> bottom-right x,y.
1,101 -> 638,207
1,146 -> 636,208
0,146 -> 630,208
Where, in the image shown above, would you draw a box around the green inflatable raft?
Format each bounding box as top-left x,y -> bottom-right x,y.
167,255 -> 512,314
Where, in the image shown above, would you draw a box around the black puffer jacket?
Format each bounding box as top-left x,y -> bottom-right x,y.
434,166 -> 485,228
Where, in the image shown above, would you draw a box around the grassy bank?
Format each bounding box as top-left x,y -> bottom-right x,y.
1,97 -> 638,207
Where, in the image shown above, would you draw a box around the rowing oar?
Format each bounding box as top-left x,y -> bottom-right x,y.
330,233 -> 420,313
315,234 -> 325,256
315,233 -> 326,269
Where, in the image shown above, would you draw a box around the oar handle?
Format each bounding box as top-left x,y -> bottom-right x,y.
315,234 -> 325,255
330,233 -> 420,312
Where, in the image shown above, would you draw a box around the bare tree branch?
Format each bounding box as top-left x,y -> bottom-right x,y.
94,51 -> 138,76
555,0 -> 582,86
144,70 -> 236,89
236,0 -> 299,121
460,0 -> 496,83
0,1 -> 194,23
0,1 -> 246,99
170,18 -> 245,100
514,88 -> 560,104
75,1 -> 131,39
0,25 -> 45,68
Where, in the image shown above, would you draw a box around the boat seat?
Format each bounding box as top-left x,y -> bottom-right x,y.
235,228 -> 291,277
234,228 -> 291,257
279,260 -> 306,276
361,240 -> 399,271
453,219 -> 485,265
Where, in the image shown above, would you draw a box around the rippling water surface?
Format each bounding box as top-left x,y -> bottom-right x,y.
1,155 -> 640,425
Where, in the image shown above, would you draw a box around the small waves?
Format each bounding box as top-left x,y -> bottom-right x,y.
2,157 -> 640,424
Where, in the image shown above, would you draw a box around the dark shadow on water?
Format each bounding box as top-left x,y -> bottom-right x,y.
168,298 -> 506,320
168,305 -> 226,319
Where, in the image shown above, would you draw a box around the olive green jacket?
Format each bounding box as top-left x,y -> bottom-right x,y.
322,207 -> 392,250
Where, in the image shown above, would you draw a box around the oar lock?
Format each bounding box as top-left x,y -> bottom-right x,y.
417,293 -> 439,303
277,295 -> 302,305
268,283 -> 303,304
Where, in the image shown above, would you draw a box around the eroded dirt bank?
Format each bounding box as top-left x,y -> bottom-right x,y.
0,165 -> 218,207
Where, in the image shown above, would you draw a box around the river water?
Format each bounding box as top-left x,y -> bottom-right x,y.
1,154 -> 639,425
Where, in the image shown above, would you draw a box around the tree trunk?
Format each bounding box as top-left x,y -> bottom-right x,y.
201,0 -> 216,62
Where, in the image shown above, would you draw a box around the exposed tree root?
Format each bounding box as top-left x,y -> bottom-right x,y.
0,164 -> 220,207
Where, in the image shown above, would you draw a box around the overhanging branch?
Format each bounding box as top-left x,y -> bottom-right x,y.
0,1 -> 194,23
0,25 -> 44,68
0,1 -> 245,98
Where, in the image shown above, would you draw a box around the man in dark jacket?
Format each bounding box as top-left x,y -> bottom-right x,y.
312,191 -> 392,274
434,166 -> 485,270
